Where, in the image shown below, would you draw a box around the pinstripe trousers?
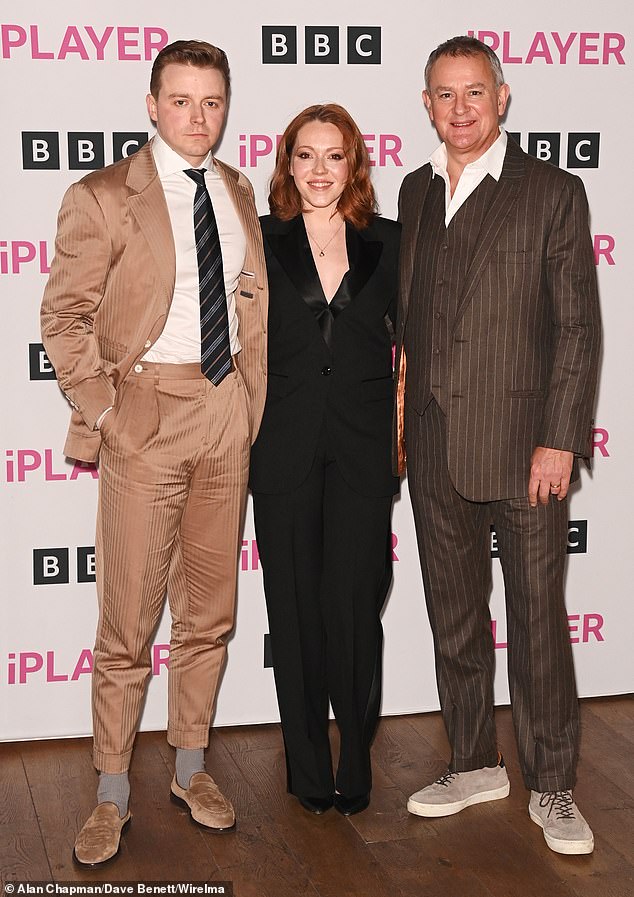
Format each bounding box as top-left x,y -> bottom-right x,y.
92,362 -> 250,774
405,399 -> 579,792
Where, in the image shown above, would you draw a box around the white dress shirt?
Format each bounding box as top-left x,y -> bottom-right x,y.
143,134 -> 246,364
429,128 -> 507,227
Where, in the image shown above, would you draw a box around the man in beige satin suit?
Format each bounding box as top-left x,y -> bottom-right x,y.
41,40 -> 267,864
395,36 -> 600,855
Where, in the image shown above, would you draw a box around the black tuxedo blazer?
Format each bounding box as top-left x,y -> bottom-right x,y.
249,213 -> 400,497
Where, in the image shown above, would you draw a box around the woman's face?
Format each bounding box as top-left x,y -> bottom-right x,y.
289,121 -> 349,214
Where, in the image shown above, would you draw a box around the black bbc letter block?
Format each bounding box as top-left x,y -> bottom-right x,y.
567,133 -> 600,169
262,26 -> 297,63
68,132 -> 105,170
77,546 -> 96,583
490,525 -> 500,558
347,26 -> 381,64
113,132 -> 148,162
263,633 -> 274,668
33,548 -> 69,585
567,520 -> 588,554
527,132 -> 561,166
22,132 -> 60,169
29,343 -> 56,380
305,26 -> 339,64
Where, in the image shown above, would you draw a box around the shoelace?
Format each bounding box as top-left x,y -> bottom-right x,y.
539,790 -> 576,820
435,772 -> 459,787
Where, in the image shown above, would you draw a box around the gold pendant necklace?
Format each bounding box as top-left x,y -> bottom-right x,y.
306,219 -> 345,257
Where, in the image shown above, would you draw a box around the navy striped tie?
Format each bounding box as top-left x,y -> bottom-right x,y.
185,168 -> 231,385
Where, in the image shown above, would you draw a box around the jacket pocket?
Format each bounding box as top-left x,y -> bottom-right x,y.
362,375 -> 394,400
507,388 -> 545,399
97,335 -> 128,362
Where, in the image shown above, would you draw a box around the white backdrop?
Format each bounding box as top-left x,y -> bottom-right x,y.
1,0 -> 631,742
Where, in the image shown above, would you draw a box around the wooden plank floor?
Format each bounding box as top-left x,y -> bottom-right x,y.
1,696 -> 633,896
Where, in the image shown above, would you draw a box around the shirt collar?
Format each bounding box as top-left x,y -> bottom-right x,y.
429,128 -> 507,182
152,134 -> 215,178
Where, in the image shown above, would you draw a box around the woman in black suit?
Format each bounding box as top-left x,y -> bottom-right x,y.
250,104 -> 400,816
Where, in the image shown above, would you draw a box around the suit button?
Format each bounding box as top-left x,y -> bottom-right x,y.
441,244 -> 448,251
134,364 -> 143,373
321,366 -> 332,376
433,347 -> 440,355
144,340 -> 152,348
434,312 -> 442,319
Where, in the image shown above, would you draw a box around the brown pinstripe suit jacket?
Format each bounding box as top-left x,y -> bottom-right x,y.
394,136 -> 601,501
41,139 -> 268,463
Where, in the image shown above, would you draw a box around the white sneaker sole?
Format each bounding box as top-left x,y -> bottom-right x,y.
407,781 -> 510,818
529,806 -> 594,855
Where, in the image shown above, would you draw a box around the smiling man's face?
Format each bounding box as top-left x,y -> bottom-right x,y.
423,52 -> 509,165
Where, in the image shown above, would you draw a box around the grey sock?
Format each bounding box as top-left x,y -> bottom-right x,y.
97,771 -> 130,817
176,747 -> 205,790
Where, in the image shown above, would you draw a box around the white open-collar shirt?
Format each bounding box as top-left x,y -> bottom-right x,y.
429,128 -> 507,227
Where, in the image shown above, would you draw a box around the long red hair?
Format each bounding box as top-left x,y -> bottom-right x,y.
269,104 -> 376,229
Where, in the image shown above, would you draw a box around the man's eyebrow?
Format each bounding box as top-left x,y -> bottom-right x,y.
166,92 -> 224,99
433,81 -> 487,91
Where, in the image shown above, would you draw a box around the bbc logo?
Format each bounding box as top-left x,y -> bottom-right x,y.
22,132 -> 148,170
33,546 -> 96,584
29,343 -> 56,380
262,26 -> 381,64
491,520 -> 588,557
508,132 -> 600,169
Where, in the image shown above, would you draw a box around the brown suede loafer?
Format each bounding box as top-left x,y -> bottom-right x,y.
170,772 -> 236,832
73,802 -> 131,866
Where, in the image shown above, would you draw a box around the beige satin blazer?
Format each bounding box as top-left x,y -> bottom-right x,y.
41,139 -> 268,462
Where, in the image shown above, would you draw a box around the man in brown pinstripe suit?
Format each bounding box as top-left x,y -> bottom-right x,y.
395,36 -> 601,855
41,40 -> 267,864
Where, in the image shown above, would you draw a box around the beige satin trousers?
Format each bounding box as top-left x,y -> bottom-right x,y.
92,362 -> 250,774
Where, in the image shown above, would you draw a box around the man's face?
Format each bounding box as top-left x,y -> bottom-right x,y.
146,63 -> 227,166
423,53 -> 509,164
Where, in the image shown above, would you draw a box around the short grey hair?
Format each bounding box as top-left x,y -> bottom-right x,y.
424,35 -> 505,91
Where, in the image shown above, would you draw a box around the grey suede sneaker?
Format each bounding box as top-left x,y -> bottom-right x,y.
529,790 -> 594,855
407,759 -> 510,817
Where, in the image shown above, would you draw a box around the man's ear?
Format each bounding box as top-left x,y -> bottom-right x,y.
146,92 -> 158,124
497,83 -> 510,117
422,89 -> 434,122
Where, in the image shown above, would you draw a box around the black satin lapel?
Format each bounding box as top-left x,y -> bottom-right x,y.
329,225 -> 382,319
266,216 -> 334,348
318,306 -> 334,348
342,224 -> 382,303
266,217 -> 322,302
329,273 -> 352,319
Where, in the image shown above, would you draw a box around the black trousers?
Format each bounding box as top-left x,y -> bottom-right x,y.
405,399 -> 579,792
252,432 -> 393,798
